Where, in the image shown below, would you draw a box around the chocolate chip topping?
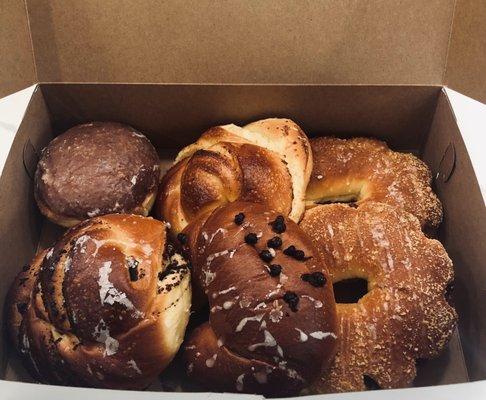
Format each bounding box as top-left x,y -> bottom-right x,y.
177,233 -> 188,245
283,291 -> 299,312
126,256 -> 140,281
301,272 -> 327,287
267,236 -> 282,249
259,250 -> 274,263
244,233 -> 259,245
283,245 -> 308,261
268,264 -> 282,277
234,212 -> 245,225
270,215 -> 286,233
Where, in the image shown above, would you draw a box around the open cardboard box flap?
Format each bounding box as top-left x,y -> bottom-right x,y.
1,0 -> 486,103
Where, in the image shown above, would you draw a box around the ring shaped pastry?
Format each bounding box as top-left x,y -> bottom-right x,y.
300,202 -> 457,392
306,137 -> 442,231
35,122 -> 160,227
181,202 -> 337,397
6,214 -> 191,389
156,118 -> 313,234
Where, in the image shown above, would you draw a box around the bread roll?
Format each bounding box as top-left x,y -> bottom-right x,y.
6,214 -> 191,389
180,202 -> 337,396
35,122 -> 160,227
156,118 -> 312,234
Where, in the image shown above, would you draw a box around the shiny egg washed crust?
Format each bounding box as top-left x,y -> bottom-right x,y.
35,122 -> 160,227
155,118 -> 313,234
6,214 -> 191,389
181,202 -> 338,397
306,137 -> 442,231
300,202 -> 457,392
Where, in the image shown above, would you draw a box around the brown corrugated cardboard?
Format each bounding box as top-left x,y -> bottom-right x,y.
0,0 -> 36,98
2,1 -> 486,104
0,84 -> 483,394
24,0 -> 455,86
445,0 -> 486,104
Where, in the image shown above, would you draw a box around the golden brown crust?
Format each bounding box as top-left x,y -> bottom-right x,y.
35,122 -> 160,227
300,203 -> 457,392
156,118 -> 312,234
181,202 -> 337,396
306,137 -> 442,231
6,214 -> 191,389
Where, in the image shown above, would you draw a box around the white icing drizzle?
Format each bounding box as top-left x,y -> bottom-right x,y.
93,319 -> 119,356
295,328 -> 308,342
223,301 -> 234,310
98,261 -> 143,317
309,331 -> 337,340
301,294 -> 323,308
236,374 -> 245,391
205,353 -> 217,368
236,314 -> 264,332
208,228 -> 227,244
127,359 -> 142,374
248,330 -> 283,358
87,208 -> 101,218
213,286 -> 236,298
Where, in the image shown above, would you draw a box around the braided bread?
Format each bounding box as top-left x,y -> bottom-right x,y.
6,214 -> 191,389
300,202 -> 457,392
156,118 -> 313,234
306,137 -> 442,231
180,202 -> 337,396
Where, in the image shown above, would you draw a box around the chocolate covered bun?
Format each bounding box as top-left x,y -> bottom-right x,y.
35,122 -> 160,227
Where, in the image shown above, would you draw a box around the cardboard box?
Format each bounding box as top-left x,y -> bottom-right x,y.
0,1 -> 485,399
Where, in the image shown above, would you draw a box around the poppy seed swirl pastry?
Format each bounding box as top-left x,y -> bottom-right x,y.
155,118 -> 313,234
6,214 -> 191,389
306,137 -> 442,231
180,202 -> 337,396
35,122 -> 160,227
300,202 -> 457,392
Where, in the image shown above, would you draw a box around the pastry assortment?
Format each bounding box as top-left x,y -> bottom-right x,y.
6,117 -> 457,395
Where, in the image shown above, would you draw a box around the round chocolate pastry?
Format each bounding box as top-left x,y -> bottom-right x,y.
6,214 -> 191,389
35,122 -> 160,227
300,202 -> 457,392
156,118 -> 313,235
180,202 -> 337,396
306,137 -> 442,231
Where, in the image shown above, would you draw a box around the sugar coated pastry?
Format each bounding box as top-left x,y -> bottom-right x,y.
306,137 -> 442,231
300,202 -> 457,392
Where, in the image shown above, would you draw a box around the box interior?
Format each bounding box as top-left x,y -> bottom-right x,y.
1,1 -> 486,104
0,84 -> 484,394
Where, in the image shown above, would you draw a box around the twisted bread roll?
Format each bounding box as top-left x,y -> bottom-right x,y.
156,118 -> 313,234
301,203 -> 457,392
306,137 -> 442,231
180,202 -> 337,396
6,214 -> 191,389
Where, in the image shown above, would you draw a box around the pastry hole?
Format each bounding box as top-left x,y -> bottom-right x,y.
363,375 -> 380,390
333,278 -> 368,303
